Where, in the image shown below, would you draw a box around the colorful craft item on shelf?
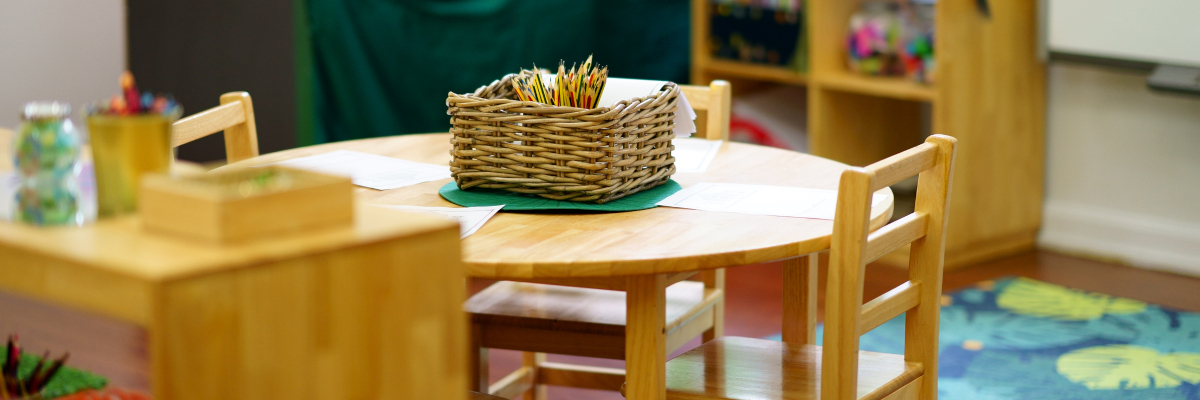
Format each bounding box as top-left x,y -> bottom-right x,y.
510,55 -> 607,109
1,335 -> 70,399
846,1 -> 905,77
900,31 -> 935,83
84,72 -> 181,118
846,0 -> 936,82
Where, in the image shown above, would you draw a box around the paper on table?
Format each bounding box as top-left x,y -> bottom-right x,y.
672,138 -> 722,173
542,75 -> 696,137
371,204 -> 503,238
656,182 -> 891,220
265,150 -> 450,191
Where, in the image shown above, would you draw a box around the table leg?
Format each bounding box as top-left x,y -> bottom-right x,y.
625,274 -> 667,400
782,253 -> 819,344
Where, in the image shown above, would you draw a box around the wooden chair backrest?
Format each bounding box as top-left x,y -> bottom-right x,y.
819,134 -> 958,400
171,91 -> 259,163
679,80 -> 732,325
678,80 -> 731,141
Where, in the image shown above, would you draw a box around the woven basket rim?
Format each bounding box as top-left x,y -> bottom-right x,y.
448,70 -> 679,113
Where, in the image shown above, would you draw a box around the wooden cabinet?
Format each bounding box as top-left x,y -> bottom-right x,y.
0,205 -> 466,400
691,0 -> 1045,268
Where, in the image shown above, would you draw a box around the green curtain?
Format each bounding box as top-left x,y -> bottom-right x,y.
300,0 -> 691,145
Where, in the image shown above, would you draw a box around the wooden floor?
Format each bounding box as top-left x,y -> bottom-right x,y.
1,250 -> 1198,399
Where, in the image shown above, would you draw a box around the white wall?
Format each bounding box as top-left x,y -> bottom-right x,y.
1040,62 -> 1200,277
0,0 -> 126,130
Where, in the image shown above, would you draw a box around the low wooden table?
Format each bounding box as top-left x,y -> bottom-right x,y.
218,133 -> 894,400
0,129 -> 470,400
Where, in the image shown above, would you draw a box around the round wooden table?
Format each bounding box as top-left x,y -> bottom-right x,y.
220,133 -> 893,277
217,132 -> 893,400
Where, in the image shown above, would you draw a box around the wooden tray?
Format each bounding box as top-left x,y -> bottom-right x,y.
139,166 -> 353,243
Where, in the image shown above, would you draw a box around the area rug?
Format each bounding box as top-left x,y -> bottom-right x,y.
770,277 -> 1200,399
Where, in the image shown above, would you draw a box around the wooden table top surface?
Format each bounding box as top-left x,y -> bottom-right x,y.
0,128 -> 459,284
218,133 -> 893,279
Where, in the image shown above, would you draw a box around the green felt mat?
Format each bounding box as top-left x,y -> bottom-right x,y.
439,180 -> 682,212
4,353 -> 108,398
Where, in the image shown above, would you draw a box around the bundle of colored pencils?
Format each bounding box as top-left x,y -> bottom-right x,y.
512,55 -> 608,109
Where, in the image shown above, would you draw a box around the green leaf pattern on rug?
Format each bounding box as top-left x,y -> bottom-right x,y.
997,277 -> 1147,321
937,307 -> 1138,351
803,278 -> 1200,398
1057,345 -> 1200,390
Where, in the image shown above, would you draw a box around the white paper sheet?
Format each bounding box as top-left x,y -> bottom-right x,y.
371,204 -> 503,238
656,182 -> 891,220
542,75 -> 697,137
672,138 -> 722,173
265,150 -> 450,191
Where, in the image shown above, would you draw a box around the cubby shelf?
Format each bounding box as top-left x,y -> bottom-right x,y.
815,71 -> 937,103
702,59 -> 808,85
690,0 -> 1046,269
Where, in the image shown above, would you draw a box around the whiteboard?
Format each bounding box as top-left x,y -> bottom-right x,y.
1047,0 -> 1200,68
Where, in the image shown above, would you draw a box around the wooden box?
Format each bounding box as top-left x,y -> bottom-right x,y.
139,166 -> 354,242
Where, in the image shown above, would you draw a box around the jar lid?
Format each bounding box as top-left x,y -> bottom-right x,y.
20,101 -> 71,121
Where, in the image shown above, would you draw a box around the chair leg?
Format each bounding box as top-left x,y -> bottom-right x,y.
470,324 -> 489,392
701,268 -> 725,342
522,352 -> 546,400
782,253 -> 819,344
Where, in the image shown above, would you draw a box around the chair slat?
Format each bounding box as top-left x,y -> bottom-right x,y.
678,85 -> 711,107
859,281 -> 922,335
665,288 -> 723,332
537,362 -> 625,392
488,365 -> 535,399
171,102 -> 245,147
867,142 -> 938,192
862,212 -> 928,264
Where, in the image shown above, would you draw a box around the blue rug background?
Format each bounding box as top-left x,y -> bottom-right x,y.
768,277 -> 1200,399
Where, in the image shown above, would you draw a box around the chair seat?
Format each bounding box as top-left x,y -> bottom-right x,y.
466,280 -> 716,336
665,337 -> 924,400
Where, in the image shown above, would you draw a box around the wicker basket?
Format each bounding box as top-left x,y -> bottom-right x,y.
446,71 -> 678,203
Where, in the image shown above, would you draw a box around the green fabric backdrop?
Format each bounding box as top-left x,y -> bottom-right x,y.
301,0 -> 691,145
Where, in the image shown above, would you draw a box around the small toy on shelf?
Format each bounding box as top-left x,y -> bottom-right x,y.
846,1 -> 906,77
846,0 -> 936,83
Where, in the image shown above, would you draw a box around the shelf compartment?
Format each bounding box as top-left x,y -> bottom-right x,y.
703,59 -> 807,85
815,71 -> 937,102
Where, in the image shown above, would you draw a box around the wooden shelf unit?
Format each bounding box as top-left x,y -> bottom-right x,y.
815,71 -> 937,102
691,0 -> 1046,269
703,59 -> 808,85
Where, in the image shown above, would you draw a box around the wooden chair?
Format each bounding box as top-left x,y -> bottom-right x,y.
465,80 -> 732,399
663,134 -> 958,400
171,91 -> 259,165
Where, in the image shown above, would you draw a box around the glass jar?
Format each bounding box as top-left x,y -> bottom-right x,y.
13,102 -> 84,225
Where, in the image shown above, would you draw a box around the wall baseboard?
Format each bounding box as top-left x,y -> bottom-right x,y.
1039,200 -> 1200,278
